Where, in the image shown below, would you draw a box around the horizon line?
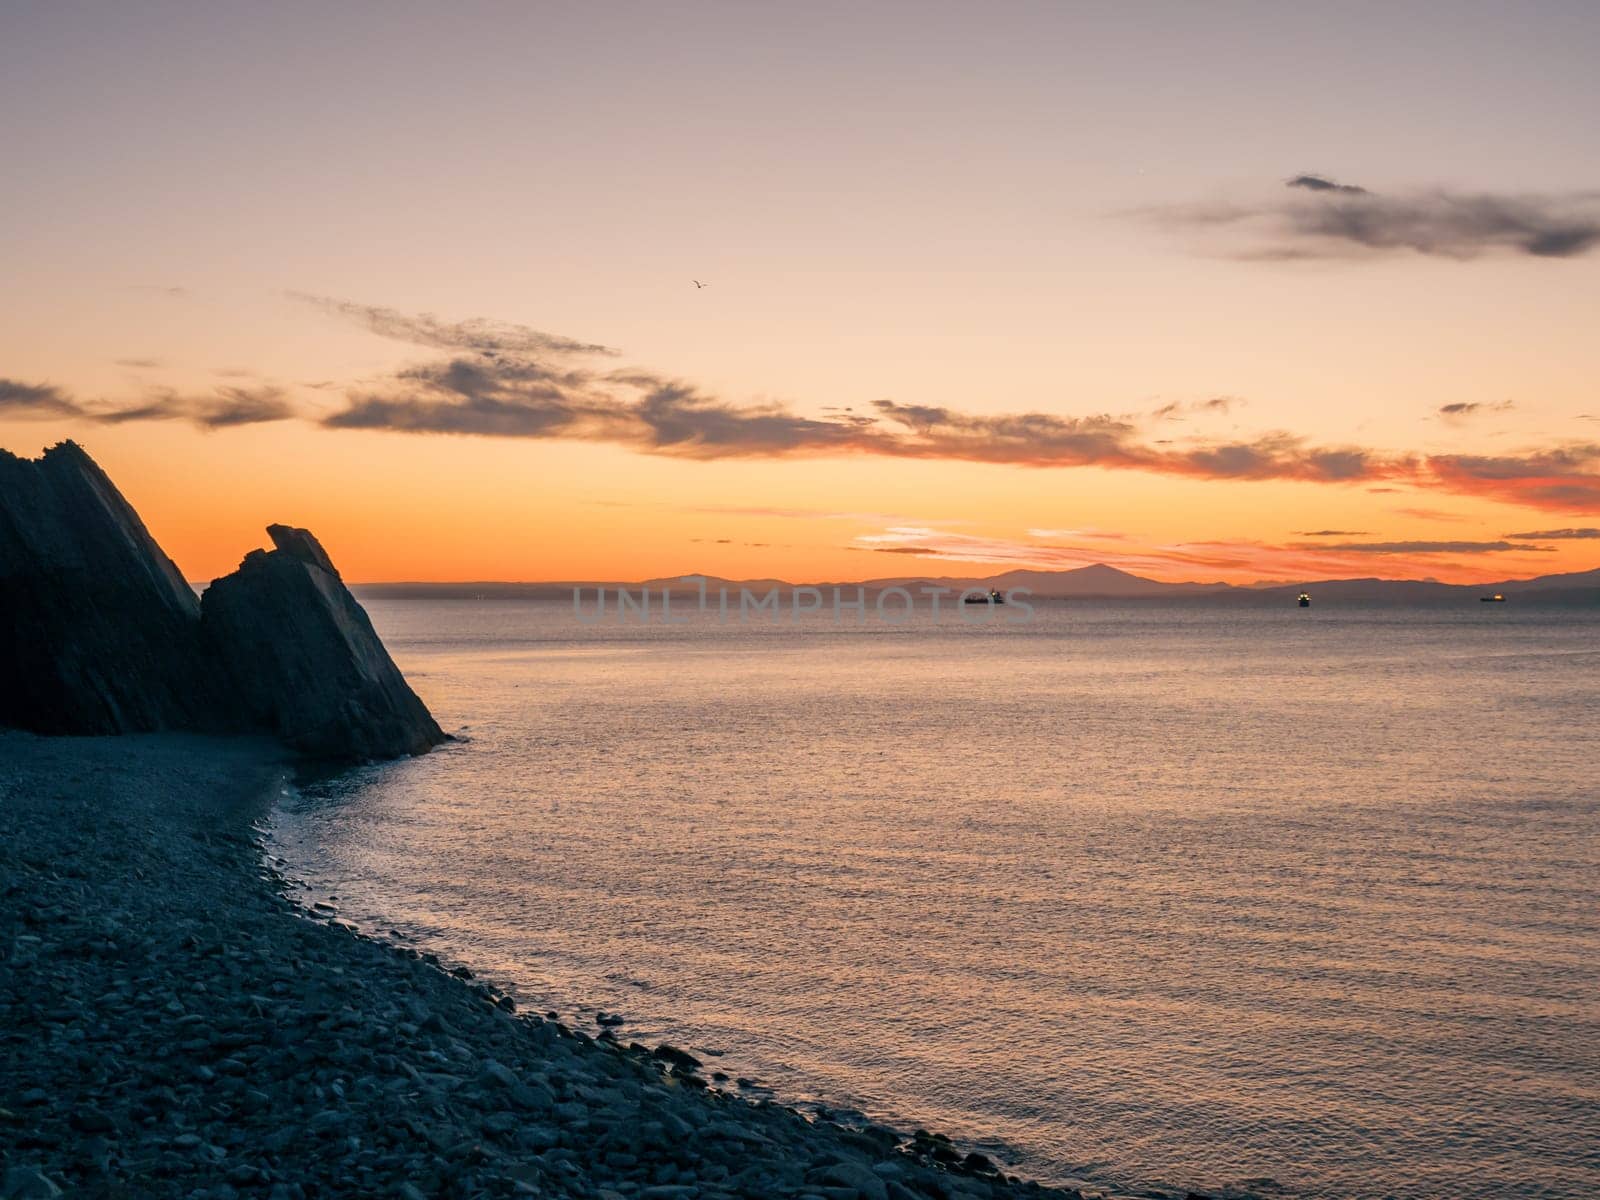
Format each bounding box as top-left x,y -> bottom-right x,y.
183,560 -> 1599,591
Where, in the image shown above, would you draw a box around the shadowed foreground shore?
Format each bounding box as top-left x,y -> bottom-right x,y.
0,733 -> 1107,1200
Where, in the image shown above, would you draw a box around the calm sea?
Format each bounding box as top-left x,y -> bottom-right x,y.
269,598 -> 1600,1200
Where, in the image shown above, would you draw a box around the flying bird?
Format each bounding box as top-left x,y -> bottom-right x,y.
693,280 -> 708,289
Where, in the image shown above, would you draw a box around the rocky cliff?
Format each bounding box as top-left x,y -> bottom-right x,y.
0,441 -> 445,761
202,525 -> 444,760
0,442 -> 226,734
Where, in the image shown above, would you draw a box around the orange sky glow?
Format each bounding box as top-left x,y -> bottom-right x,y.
3,6 -> 1597,587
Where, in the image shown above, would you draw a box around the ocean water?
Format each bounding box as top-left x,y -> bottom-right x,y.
269,598 -> 1600,1200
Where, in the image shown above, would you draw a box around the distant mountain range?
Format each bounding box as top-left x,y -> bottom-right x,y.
351,562 -> 1600,604
861,562 -> 1230,597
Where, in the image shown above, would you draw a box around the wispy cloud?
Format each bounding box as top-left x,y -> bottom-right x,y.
0,377 -> 290,429
1027,527 -> 1129,540
1503,526 -> 1600,540
856,527 -> 1108,570
12,296 -> 1600,514
1286,174 -> 1369,196
1148,176 -> 1600,260
1439,400 -> 1515,422
117,386 -> 295,429
1150,395 -> 1242,421
1,378 -> 79,417
1287,539 -> 1550,554
1296,529 -> 1370,536
849,527 -> 1562,584
1428,449 -> 1600,512
288,292 -> 615,358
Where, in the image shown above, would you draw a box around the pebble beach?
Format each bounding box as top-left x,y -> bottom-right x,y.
0,732 -> 1101,1200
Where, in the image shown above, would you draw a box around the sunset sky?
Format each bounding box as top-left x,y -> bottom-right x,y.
3,1 -> 1599,585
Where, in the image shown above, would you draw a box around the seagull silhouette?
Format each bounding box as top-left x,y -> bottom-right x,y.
693,280 -> 708,289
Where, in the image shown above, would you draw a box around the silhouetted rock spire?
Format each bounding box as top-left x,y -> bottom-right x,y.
265,523 -> 341,578
0,442 -> 225,734
203,531 -> 444,760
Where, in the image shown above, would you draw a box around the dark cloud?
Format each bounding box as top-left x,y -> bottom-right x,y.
327,355 -> 883,457
24,298 -> 1600,516
1296,530 -> 1370,536
0,378 -> 291,429
326,354 -> 615,438
1291,540 -> 1549,554
195,387 -> 295,428
1152,179 -> 1600,260
1,378 -> 79,417
298,298 -> 1600,513
866,399 -> 1146,468
1287,175 -> 1368,195
96,386 -> 293,429
1174,436 -> 1395,483
1439,400 -> 1515,420
639,382 -> 878,457
316,346 -> 1437,494
14,314 -> 1600,515
1502,527 -> 1600,540
289,292 -> 615,358
1150,395 -> 1241,421
1428,447 -> 1600,511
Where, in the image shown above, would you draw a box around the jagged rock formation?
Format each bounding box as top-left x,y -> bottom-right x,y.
203,525 -> 444,760
0,442 -> 227,734
0,441 -> 444,761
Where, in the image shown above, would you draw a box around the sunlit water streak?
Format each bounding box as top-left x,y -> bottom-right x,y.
270,601 -> 1600,1199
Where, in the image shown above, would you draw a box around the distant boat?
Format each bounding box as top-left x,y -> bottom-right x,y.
1481,593 -> 1507,603
964,589 -> 1005,605
1298,592 -> 1311,608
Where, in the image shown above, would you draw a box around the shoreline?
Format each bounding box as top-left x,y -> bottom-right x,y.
1,732 -> 1105,1200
